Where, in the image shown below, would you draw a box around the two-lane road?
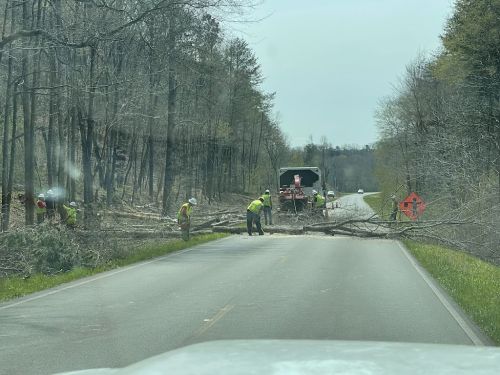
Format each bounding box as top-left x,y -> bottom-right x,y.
328,191 -> 378,220
0,225 -> 490,374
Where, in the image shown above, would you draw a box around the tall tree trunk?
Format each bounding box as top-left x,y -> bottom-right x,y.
21,0 -> 34,225
147,59 -> 158,200
67,106 -> 77,202
4,85 -> 18,231
1,49 -> 13,231
46,53 -> 57,187
162,20 -> 177,215
80,45 -> 97,213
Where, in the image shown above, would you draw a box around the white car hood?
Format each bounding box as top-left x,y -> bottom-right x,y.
57,339 -> 500,375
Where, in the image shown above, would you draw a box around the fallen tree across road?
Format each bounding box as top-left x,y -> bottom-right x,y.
212,226 -> 305,235
211,218 -> 499,264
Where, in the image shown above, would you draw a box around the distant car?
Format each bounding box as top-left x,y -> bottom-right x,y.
357,189 -> 364,194
327,191 -> 335,197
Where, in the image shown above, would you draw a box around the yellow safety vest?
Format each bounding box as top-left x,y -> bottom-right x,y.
315,193 -> 325,208
247,200 -> 263,214
261,194 -> 272,207
63,205 -> 76,225
177,203 -> 193,221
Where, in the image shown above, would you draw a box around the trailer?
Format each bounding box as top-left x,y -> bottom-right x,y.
278,167 -> 322,212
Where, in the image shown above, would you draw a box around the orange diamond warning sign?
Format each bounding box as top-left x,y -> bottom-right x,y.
399,192 -> 426,221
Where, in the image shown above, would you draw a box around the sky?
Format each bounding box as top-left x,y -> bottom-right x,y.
233,0 -> 456,148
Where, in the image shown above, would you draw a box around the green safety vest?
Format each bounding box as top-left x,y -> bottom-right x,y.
315,193 -> 325,208
177,203 -> 193,222
64,205 -> 76,225
261,194 -> 272,207
247,200 -> 263,214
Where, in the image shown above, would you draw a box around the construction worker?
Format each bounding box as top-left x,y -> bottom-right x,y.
35,193 -> 47,224
63,201 -> 77,228
390,195 -> 399,222
178,197 -> 197,241
247,197 -> 264,236
261,189 -> 273,225
312,190 -> 326,211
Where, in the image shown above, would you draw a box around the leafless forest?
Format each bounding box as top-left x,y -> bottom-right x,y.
375,0 -> 500,263
0,0 -> 291,228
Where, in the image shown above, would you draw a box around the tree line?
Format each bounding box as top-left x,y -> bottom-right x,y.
288,139 -> 377,193
375,0 -> 499,262
0,0 -> 295,229
0,0 -> 379,232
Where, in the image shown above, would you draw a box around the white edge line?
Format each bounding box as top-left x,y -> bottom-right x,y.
397,241 -> 485,346
0,236 -> 233,311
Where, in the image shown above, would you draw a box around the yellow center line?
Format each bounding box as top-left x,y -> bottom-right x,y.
193,304 -> 235,337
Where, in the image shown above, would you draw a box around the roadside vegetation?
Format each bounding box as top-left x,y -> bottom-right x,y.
0,232 -> 228,302
373,0 -> 499,265
363,193 -> 386,219
404,240 -> 500,346
364,193 -> 500,345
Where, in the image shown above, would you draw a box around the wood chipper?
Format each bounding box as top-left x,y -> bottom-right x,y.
278,167 -> 322,212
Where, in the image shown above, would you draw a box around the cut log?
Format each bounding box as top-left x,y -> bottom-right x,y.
212,226 -> 245,234
105,211 -> 162,221
211,220 -> 229,227
212,225 -> 304,235
191,218 -> 219,231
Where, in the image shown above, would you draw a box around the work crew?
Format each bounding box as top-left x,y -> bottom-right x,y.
390,195 -> 399,221
177,198 -> 197,241
247,197 -> 264,236
261,189 -> 273,225
312,190 -> 326,210
63,201 -> 77,228
36,193 -> 47,224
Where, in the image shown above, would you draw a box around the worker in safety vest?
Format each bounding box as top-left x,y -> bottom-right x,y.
36,193 -> 47,224
63,201 -> 77,228
177,197 -> 197,241
312,190 -> 326,211
260,189 -> 273,225
247,197 -> 264,236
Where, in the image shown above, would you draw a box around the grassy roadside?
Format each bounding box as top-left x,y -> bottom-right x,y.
404,240 -> 500,345
0,233 -> 229,302
363,193 -> 386,219
364,193 -> 499,344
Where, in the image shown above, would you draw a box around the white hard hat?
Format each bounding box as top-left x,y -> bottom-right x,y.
47,189 -> 53,195
188,198 -> 197,205
38,193 -> 45,198
69,201 -> 77,207
265,189 -> 270,193
391,195 -> 396,199
312,190 -> 317,195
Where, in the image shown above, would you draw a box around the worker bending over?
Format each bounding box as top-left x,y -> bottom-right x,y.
247,197 -> 265,236
63,201 -> 78,228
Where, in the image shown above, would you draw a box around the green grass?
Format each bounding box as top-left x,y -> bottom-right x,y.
363,193 -> 390,220
0,233 -> 229,302
364,193 -> 412,222
404,240 -> 500,345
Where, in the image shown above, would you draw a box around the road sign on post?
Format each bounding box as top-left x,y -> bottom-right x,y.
399,192 -> 426,221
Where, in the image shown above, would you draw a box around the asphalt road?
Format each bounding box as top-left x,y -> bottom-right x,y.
0,196 -> 490,374
328,192 -> 378,220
